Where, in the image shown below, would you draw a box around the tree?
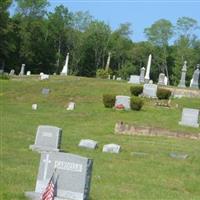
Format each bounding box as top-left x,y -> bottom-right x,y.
0,0 -> 12,67
79,20 -> 111,76
15,0 -> 49,18
144,19 -> 174,83
48,5 -> 73,73
72,11 -> 93,32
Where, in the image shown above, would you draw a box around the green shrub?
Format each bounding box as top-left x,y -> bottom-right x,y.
103,94 -> 116,108
157,88 -> 171,99
130,85 -> 143,96
130,96 -> 144,111
96,69 -> 109,79
0,73 -> 10,80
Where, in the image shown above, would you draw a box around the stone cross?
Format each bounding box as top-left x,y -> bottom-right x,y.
61,53 -> 69,75
42,154 -> 51,180
144,54 -> 152,83
178,61 -> 187,88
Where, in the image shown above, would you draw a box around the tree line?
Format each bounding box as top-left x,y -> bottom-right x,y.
1,0 -> 200,85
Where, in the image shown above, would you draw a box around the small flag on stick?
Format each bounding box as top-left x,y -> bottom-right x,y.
41,170 -> 57,200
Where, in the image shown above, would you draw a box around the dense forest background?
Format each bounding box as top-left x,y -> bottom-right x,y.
1,0 -> 200,85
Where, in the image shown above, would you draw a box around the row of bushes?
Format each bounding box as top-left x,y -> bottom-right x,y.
103,94 -> 143,111
130,85 -> 171,100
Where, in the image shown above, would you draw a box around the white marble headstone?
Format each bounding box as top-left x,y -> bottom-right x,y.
26,71 -> 31,76
179,108 -> 199,128
102,144 -> 121,154
32,104 -> 38,110
78,139 -> 98,149
67,102 -> 76,110
128,75 -> 140,84
142,84 -> 157,98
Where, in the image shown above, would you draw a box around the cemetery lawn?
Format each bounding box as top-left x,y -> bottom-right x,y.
1,75 -> 200,200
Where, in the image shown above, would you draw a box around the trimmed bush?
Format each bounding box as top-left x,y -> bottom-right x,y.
130,96 -> 144,111
157,88 -> 171,99
130,85 -> 143,96
0,73 -> 10,80
96,69 -> 109,79
103,94 -> 116,108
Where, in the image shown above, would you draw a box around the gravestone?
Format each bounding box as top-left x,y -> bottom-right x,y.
115,96 -> 130,110
112,75 -> 116,80
178,61 -> 187,88
9,69 -> 15,76
42,88 -> 50,95
25,152 -> 93,200
142,84 -> 157,98
144,54 -> 152,83
78,139 -> 98,149
179,108 -> 199,128
190,64 -> 200,89
169,152 -> 188,160
140,67 -> 145,83
116,77 -> 122,81
67,102 -> 76,110
128,75 -> 140,84
61,53 -> 69,75
19,64 -> 25,76
27,71 -> 31,76
105,52 -> 111,71
102,144 -> 121,154
40,74 -> 49,80
32,104 -> 37,110
164,76 -> 168,85
158,73 -> 165,85
29,125 -> 62,152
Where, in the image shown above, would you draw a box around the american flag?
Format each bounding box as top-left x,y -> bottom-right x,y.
41,172 -> 57,200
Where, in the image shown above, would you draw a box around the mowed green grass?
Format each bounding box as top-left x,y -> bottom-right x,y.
1,76 -> 200,200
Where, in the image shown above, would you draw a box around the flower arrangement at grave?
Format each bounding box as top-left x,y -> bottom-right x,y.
115,104 -> 125,110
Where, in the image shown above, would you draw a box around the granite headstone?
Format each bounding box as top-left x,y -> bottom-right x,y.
29,125 -> 62,152
25,152 -> 93,200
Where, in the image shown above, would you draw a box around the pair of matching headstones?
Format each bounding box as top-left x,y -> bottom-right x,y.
26,125 -> 93,200
79,139 -> 121,154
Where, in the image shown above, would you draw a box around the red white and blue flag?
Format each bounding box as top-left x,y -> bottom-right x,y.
41,171 -> 57,200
